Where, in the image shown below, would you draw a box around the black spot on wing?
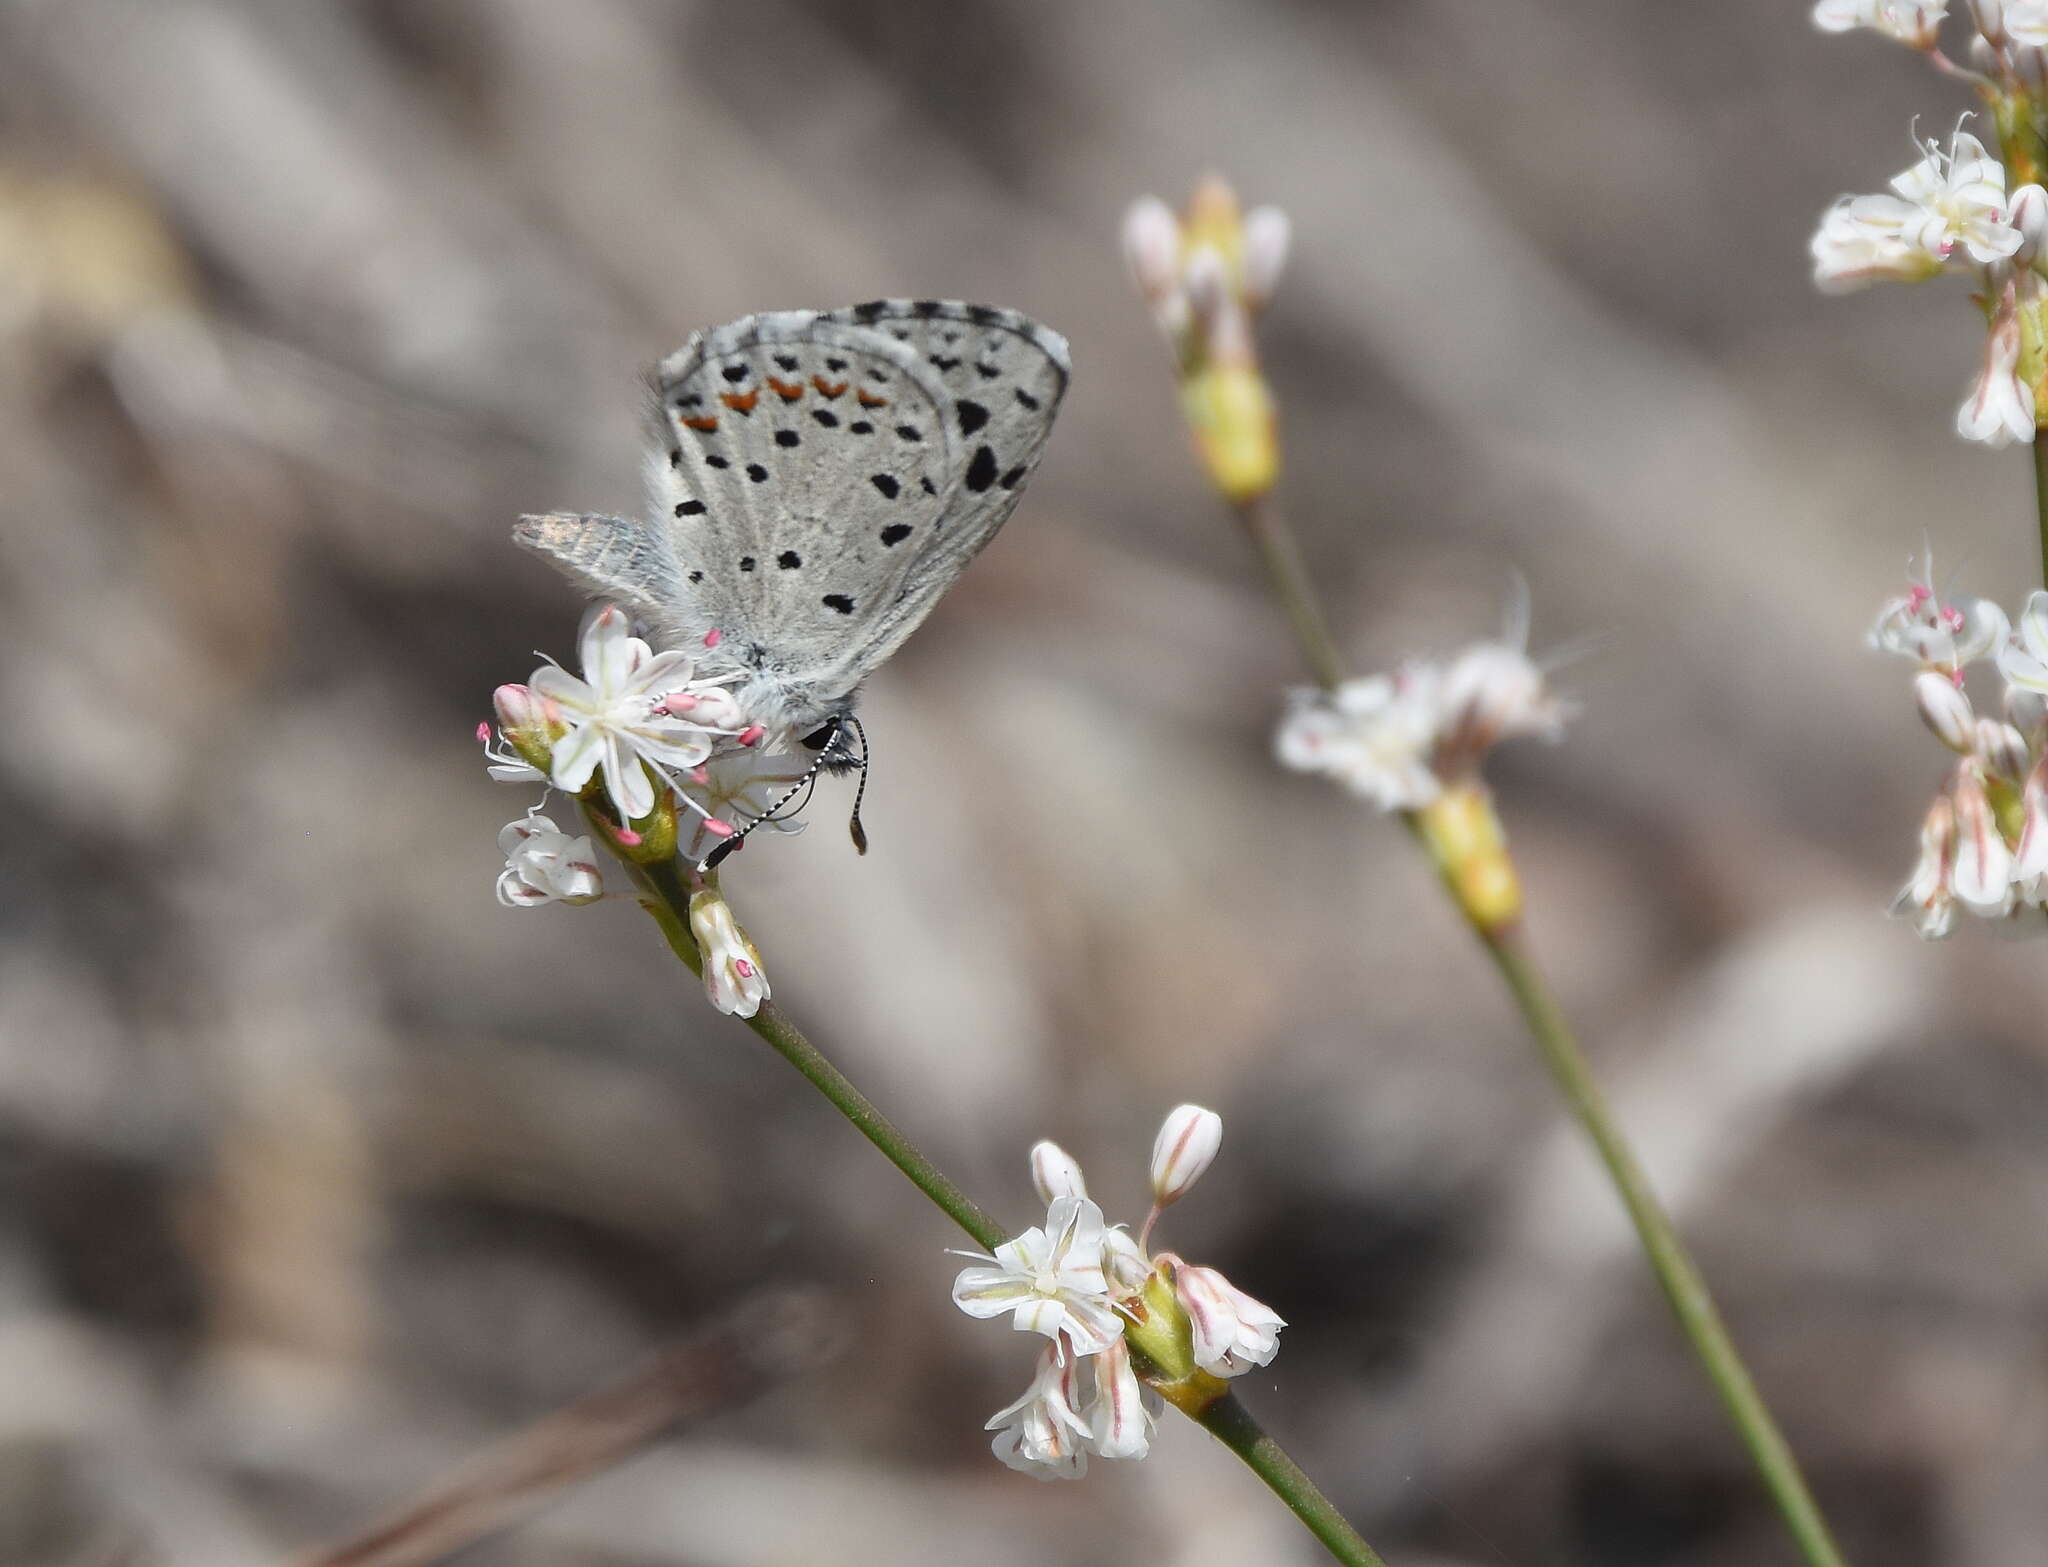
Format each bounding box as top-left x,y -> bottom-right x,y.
721,363 -> 749,383
674,500 -> 706,516
778,550 -> 801,569
895,424 -> 922,441
825,357 -> 847,371
775,429 -> 800,447
931,354 -> 961,371
956,399 -> 989,435
965,445 -> 999,492
1014,388 -> 1041,411
974,360 -> 1001,379
849,420 -> 874,435
913,299 -> 942,316
851,300 -> 887,322
870,473 -> 900,499
966,304 -> 1000,325
773,353 -> 799,372
688,570 -> 704,583
667,449 -> 682,467
705,454 -> 730,469
1000,465 -> 1027,490
746,463 -> 769,483
880,523 -> 911,546
812,409 -> 839,428
823,593 -> 855,614
739,556 -> 756,572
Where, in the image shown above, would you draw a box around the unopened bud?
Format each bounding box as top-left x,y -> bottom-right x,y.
1240,206 -> 1291,306
2013,184 -> 2048,267
687,887 -> 770,1018
1029,1140 -> 1088,1204
1974,716 -> 2032,781
1914,668 -> 1977,751
1149,1104 -> 1223,1206
493,682 -> 559,773
1122,196 -> 1183,301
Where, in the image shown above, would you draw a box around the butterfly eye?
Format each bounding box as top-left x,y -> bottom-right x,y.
800,722 -> 839,751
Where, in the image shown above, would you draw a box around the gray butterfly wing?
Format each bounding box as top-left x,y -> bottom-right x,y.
644,310 -> 964,733
817,300 -> 1069,657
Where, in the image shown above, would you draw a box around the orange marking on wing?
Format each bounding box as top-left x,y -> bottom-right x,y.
811,376 -> 848,398
766,376 -> 805,401
720,389 -> 760,413
856,389 -> 889,408
681,415 -> 719,432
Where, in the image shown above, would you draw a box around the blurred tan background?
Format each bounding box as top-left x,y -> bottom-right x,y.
2,1 -> 2045,1563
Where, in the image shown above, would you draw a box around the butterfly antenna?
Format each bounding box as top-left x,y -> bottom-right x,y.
845,715 -> 871,856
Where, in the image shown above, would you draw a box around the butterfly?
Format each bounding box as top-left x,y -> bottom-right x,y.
516,299 -> 1070,762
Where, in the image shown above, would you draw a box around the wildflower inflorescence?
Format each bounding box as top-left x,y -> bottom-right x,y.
950,1105 -> 1283,1480
1273,608 -> 1572,812
1809,3 -> 2048,445
479,603 -> 808,1016
1872,550 -> 2048,934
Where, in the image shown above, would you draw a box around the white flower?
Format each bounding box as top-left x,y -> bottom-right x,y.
1149,1105 -> 1222,1208
1173,1263 -> 1286,1378
1890,129 -> 2024,264
1433,640 -> 1572,777
1957,306 -> 2035,447
1087,1337 -> 1159,1461
1894,791 -> 1959,938
686,887 -> 769,1018
951,1196 -> 1124,1358
987,1345 -> 1093,1480
1869,551 -> 2010,672
531,605 -> 734,823
1951,766 -> 2017,914
478,720 -> 545,785
1812,0 -> 1946,45
2006,0 -> 2048,45
1276,669 -> 1443,810
1810,195 -> 1947,292
495,813 -> 603,908
1997,588 -> 2048,692
2014,753 -> 2048,884
672,748 -> 813,867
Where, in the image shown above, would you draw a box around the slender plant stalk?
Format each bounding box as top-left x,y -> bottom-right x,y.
1238,493 -> 1347,692
1233,489 -> 1849,1567
1195,1394 -> 1391,1567
634,854 -> 1005,1250
1478,930 -> 1847,1567
2032,435 -> 2048,587
625,851 -> 1389,1567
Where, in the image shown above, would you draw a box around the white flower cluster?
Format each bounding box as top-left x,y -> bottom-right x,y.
950,1106 -> 1284,1480
1274,622 -> 1571,811
1873,551 -> 2048,935
1809,7 -> 2048,445
480,605 -> 813,1015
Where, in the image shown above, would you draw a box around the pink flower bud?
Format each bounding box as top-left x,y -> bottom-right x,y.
494,683 -> 541,731
1148,1104 -> 1222,1206
1029,1140 -> 1088,1204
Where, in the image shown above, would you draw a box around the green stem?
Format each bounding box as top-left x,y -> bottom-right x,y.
628,854 -> 1393,1567
1195,1394 -> 1391,1567
2032,435 -> 2048,589
1224,490 -> 1847,1565
1235,493 -> 1346,692
634,854 -> 1005,1251
1478,928 -> 1848,1567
